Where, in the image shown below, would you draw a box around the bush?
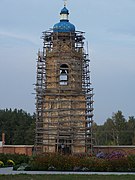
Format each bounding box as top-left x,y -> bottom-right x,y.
127,155 -> 135,171
0,153 -> 30,166
30,153 -> 77,171
7,159 -> 15,166
0,161 -> 4,167
106,151 -> 126,160
108,158 -> 129,172
1,152 -> 135,172
30,153 -> 112,171
29,153 -> 135,172
30,153 -> 84,171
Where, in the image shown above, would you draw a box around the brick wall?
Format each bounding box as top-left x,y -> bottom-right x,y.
94,145 -> 135,155
0,145 -> 33,156
1,145 -> 135,156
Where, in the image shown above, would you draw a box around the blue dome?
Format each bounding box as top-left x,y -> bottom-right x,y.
53,21 -> 75,33
60,7 -> 69,14
53,5 -> 75,33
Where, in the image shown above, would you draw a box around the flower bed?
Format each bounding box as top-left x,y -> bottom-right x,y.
28,153 -> 135,172
0,153 -> 30,168
1,152 -> 135,172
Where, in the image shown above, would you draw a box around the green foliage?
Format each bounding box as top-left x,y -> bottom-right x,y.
28,153 -> 135,172
0,108 -> 134,146
7,159 -> 15,166
0,109 -> 35,145
94,111 -> 135,145
108,158 -> 129,172
0,161 -> 4,167
30,153 -> 81,171
127,155 -> 135,171
0,175 -> 135,180
1,153 -> 135,172
0,153 -> 30,166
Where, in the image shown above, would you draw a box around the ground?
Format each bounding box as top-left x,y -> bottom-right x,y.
0,174 -> 135,180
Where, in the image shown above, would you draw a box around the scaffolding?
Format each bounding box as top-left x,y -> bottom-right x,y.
35,30 -> 94,154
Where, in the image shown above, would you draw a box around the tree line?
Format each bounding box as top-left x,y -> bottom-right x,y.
0,109 -> 35,145
0,109 -> 135,146
93,110 -> 135,145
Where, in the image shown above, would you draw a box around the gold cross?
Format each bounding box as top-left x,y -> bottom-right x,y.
63,0 -> 67,7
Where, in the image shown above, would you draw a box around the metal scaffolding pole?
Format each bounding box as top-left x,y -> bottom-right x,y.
35,30 -> 94,154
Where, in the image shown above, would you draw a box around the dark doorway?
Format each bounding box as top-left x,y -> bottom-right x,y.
56,138 -> 71,154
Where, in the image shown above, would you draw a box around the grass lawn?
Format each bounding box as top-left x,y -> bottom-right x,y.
0,174 -> 135,180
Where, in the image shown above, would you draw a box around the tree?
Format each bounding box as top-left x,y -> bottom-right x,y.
93,111 -> 135,145
0,109 -> 35,145
103,118 -> 116,145
111,111 -> 126,145
127,116 -> 135,145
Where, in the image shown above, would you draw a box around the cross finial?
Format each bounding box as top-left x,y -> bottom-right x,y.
63,0 -> 67,7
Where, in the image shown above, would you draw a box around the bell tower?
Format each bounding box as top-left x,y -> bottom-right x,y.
35,4 -> 94,154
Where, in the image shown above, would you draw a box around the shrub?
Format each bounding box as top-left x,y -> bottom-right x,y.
30,153 -> 112,171
30,153 -> 83,171
31,154 -> 75,171
93,158 -> 111,172
0,161 -> 4,167
106,151 -> 126,160
29,153 -> 135,172
108,157 -> 129,172
127,155 -> 135,171
3,153 -> 134,172
0,153 -> 30,166
7,159 -> 15,166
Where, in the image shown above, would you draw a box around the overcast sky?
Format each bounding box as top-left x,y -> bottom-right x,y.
0,0 -> 135,124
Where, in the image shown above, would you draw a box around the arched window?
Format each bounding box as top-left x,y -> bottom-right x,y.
60,64 -> 68,85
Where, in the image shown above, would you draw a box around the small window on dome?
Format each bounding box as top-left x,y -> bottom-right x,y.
60,64 -> 68,85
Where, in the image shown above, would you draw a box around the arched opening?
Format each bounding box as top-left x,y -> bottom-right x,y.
60,64 -> 68,85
